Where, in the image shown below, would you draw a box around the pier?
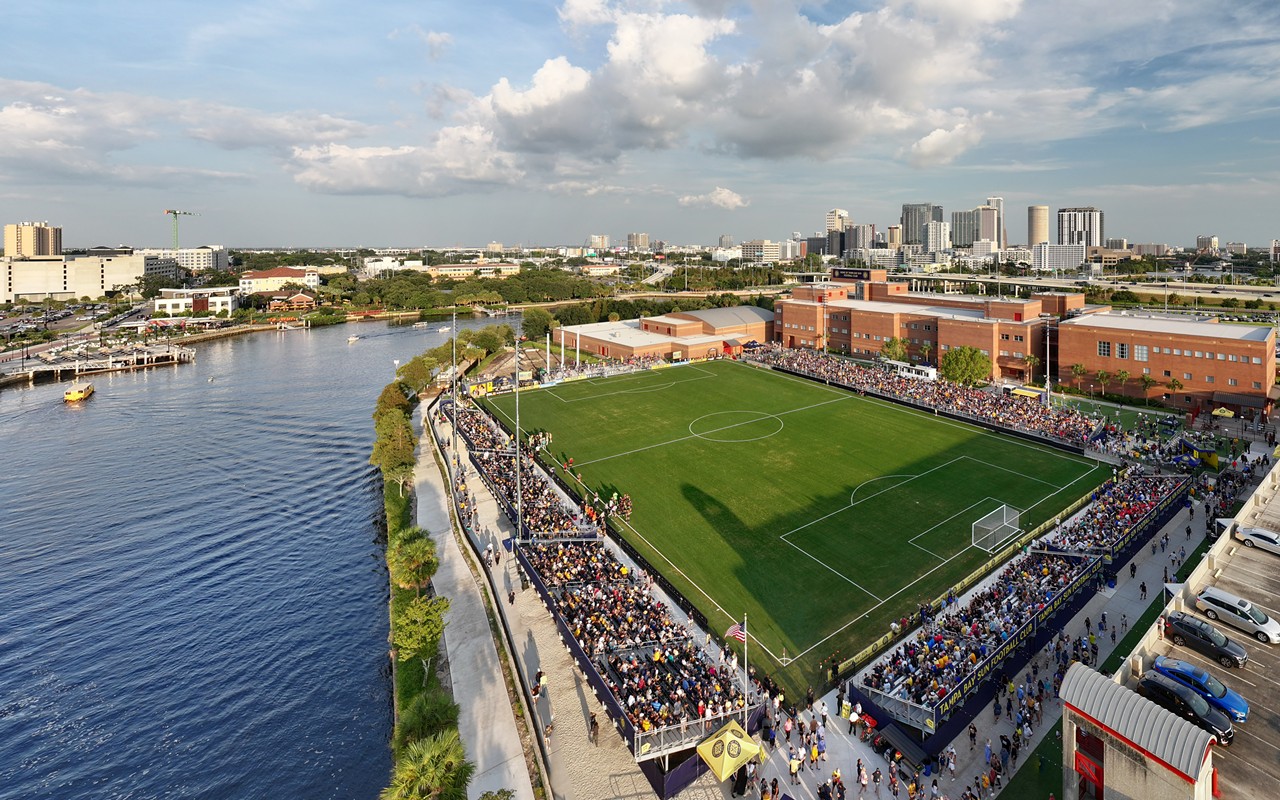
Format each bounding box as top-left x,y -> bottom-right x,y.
0,343 -> 196,389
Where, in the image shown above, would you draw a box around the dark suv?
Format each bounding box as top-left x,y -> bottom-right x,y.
1137,671 -> 1234,745
1164,611 -> 1248,668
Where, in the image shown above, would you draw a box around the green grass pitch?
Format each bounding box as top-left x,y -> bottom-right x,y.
482,359 -> 1111,693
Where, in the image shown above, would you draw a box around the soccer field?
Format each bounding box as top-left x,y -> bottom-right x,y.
483,360 -> 1111,691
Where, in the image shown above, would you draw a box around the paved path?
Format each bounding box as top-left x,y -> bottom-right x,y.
414,410 -> 536,800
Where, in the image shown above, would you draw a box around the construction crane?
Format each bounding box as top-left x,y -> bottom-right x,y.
162,209 -> 199,250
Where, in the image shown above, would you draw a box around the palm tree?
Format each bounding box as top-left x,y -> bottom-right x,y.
1168,377 -> 1184,393
1139,374 -> 1158,396
920,341 -> 934,365
1071,363 -> 1087,390
1096,369 -> 1112,396
382,730 -> 474,800
388,535 -> 439,595
1115,369 -> 1130,396
1023,354 -> 1040,381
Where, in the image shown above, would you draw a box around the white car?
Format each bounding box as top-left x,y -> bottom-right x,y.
1196,586 -> 1280,644
1234,527 -> 1280,556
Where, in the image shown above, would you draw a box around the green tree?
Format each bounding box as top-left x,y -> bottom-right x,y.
398,355 -> 440,395
388,534 -> 439,594
1022,354 -> 1040,382
939,346 -> 991,386
382,730 -> 474,800
1114,369 -> 1130,395
478,791 -> 515,800
919,341 -> 934,365
1095,369 -> 1112,395
521,307 -> 554,340
394,595 -> 449,665
1139,373 -> 1158,395
393,688 -> 462,756
1167,377 -> 1184,392
880,337 -> 909,363
1071,363 -> 1087,390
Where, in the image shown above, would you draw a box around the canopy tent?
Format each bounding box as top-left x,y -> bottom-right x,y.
696,719 -> 760,782
1211,407 -> 1235,418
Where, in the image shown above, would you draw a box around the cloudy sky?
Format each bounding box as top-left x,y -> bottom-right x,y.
3,0 -> 1279,249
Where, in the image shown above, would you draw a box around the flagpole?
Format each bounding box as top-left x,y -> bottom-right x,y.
742,612 -> 748,726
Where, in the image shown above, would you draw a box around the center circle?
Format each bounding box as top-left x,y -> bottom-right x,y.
688,410 -> 785,443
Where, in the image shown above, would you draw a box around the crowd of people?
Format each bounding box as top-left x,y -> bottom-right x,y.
860,553 -> 1081,708
1045,471 -> 1183,552
445,399 -> 747,737
747,346 -> 1098,444
862,469 -> 1183,713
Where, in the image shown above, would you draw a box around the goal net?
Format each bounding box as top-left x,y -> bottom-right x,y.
973,504 -> 1023,553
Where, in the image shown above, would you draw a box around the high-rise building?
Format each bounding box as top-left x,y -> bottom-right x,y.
1027,205 -> 1049,247
1033,243 -> 1086,274
626,232 -> 650,251
900,203 -> 942,245
4,221 -> 62,257
825,209 -> 850,233
1195,235 -> 1219,252
886,226 -> 902,249
923,220 -> 952,253
985,196 -> 1005,249
826,229 -> 846,259
1057,207 -> 1104,247
718,234 -> 734,248
587,234 -> 609,251
741,240 -> 781,263
951,209 -> 978,248
805,236 -> 827,257
847,224 -> 875,251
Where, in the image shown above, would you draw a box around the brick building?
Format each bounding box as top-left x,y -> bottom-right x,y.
1057,313 -> 1276,412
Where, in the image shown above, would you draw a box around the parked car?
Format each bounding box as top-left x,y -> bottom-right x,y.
1136,671 -> 1234,744
1234,527 -> 1280,556
1152,656 -> 1249,723
1163,611 -> 1248,668
1195,586 -> 1280,644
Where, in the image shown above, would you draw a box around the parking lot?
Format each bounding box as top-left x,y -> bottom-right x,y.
1150,540 -> 1280,796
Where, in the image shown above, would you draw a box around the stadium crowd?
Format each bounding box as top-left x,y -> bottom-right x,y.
445,400 -> 747,736
862,470 -> 1183,710
748,346 -> 1097,444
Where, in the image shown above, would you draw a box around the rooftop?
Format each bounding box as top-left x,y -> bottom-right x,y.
1060,312 -> 1274,341
823,297 -> 996,323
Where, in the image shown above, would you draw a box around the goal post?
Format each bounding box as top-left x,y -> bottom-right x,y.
973,503 -> 1023,553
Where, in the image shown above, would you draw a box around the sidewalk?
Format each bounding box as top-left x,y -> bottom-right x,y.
414,416 -> 535,800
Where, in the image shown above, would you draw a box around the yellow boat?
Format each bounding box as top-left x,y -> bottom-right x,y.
64,382 -> 95,402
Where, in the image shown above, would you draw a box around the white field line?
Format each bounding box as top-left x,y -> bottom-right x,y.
571,395 -> 850,469
778,457 -> 966,541
781,536 -> 884,602
550,364 -> 720,403
908,496 -> 1002,545
611,515 -> 785,664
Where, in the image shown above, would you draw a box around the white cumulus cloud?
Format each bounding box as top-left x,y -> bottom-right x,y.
678,186 -> 748,209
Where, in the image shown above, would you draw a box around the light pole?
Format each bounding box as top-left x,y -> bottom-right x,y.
514,341 -> 523,544
451,310 -> 458,459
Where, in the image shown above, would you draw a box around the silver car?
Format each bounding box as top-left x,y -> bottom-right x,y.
1196,586 -> 1280,644
1234,527 -> 1280,556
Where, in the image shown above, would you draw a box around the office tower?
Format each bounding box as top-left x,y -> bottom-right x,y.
886,225 -> 902,249
1027,205 -> 1049,247
1057,207 -> 1104,247
826,229 -> 846,259
4,221 -> 62,257
805,236 -> 827,256
985,196 -> 1005,249
924,220 -> 952,253
847,224 -> 875,251
900,203 -> 941,246
951,209 -> 978,248
626,232 -> 650,250
718,234 -> 734,248
825,209 -> 850,233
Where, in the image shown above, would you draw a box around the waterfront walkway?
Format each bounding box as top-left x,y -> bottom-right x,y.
413,418 -> 536,800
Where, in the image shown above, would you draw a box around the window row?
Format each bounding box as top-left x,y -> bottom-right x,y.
1097,340 -> 1263,365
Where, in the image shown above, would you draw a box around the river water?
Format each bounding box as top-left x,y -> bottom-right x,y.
0,320 -> 488,799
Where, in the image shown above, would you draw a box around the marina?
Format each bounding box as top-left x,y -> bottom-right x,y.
1,343 -> 196,389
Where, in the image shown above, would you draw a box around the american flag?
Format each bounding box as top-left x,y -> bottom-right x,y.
725,622 -> 746,642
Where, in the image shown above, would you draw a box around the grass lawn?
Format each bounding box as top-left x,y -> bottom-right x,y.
1058,397 -> 1177,430
484,361 -> 1111,692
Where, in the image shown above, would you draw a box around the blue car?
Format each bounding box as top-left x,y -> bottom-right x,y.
1153,656 -> 1249,723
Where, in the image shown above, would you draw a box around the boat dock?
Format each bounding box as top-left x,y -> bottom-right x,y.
0,343 -> 196,390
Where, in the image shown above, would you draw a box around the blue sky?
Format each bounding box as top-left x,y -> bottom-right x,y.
2,0 -> 1278,249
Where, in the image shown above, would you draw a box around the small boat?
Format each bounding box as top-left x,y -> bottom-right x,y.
412,321 -> 431,330
437,326 -> 450,333
64,382 -> 94,402
347,335 -> 361,344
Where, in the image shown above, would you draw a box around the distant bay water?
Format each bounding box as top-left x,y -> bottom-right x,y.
0,320 -> 490,799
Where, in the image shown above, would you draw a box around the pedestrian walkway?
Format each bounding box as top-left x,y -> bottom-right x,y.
414,414 -> 535,800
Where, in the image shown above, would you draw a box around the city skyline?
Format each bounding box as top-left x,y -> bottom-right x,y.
2,1 -> 1278,248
